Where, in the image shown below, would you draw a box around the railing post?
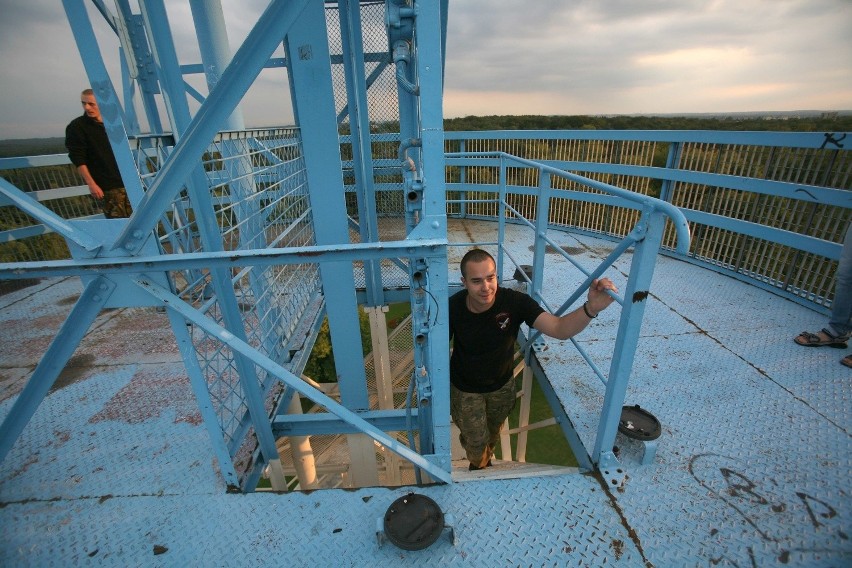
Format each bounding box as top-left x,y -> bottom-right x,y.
531,168 -> 550,304
497,155 -> 507,277
658,141 -> 681,204
593,208 -> 667,470
458,139 -> 467,218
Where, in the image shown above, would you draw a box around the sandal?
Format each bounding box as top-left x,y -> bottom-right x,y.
794,329 -> 849,348
842,355 -> 852,368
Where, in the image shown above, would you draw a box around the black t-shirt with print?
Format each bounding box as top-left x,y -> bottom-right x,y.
449,287 -> 545,393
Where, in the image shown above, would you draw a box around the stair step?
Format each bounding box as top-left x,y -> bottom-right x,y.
451,459 -> 578,482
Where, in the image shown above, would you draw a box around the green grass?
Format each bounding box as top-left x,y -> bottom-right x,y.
496,374 -> 579,468
385,302 -> 410,329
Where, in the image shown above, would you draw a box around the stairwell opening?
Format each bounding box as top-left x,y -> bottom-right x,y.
261,302 -> 581,491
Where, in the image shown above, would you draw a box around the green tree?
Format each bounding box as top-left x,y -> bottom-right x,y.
302,309 -> 372,383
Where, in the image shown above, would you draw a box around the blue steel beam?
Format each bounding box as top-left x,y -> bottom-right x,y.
114,0 -> 159,135
132,276 -> 453,484
0,238 -> 446,281
138,0 -> 194,136
405,0 -> 452,469
273,409 -> 420,437
112,0 -> 311,255
287,3 -> 372,418
594,209 -> 670,473
338,0 -> 384,307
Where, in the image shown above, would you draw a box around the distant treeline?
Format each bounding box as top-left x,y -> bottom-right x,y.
0,137 -> 66,159
443,113 -> 852,132
2,113 -> 851,157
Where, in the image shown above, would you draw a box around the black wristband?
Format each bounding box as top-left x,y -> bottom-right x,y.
583,302 -> 597,319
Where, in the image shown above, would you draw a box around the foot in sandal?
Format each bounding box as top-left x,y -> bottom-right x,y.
794,329 -> 850,348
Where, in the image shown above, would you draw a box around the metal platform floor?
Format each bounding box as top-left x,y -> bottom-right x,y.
1,222 -> 850,567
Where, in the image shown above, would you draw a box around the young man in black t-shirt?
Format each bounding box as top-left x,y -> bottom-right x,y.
449,249 -> 617,470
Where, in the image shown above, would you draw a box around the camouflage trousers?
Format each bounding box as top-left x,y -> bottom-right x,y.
102,187 -> 133,219
450,379 -> 517,468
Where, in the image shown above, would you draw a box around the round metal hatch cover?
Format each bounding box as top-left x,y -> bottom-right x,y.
383,493 -> 444,550
513,264 -> 533,282
618,404 -> 662,441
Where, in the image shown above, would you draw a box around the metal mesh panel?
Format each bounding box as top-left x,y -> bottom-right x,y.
127,129 -> 323,482
326,3 -> 399,126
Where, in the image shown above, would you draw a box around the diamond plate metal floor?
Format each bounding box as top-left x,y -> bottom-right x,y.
2,223 -> 850,567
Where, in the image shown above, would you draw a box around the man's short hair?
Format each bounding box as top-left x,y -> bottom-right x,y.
460,248 -> 495,278
81,88 -> 94,96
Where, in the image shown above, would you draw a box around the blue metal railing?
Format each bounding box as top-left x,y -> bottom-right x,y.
2,127 -> 850,486
445,129 -> 852,312
445,151 -> 691,473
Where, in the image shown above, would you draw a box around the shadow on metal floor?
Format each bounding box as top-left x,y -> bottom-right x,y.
1,224 -> 850,566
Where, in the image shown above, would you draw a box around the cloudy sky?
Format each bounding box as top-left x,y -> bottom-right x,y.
0,0 -> 850,140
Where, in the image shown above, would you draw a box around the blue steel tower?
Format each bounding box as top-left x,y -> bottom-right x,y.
2,2 -> 851,565
0,0 -> 453,490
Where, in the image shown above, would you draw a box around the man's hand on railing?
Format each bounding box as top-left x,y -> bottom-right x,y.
585,278 -> 618,317
532,277 -> 618,340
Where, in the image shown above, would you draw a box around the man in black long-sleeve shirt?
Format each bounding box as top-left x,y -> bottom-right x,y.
65,89 -> 132,218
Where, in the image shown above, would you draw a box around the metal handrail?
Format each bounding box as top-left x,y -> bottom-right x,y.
446,150 -> 691,255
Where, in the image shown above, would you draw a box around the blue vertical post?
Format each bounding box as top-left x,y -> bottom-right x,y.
658,141 -> 682,204
408,0 -> 451,471
287,2 -> 378,486
115,0 -> 164,135
458,139 -> 467,218
119,47 -> 141,136
593,208 -> 667,468
528,168 -> 551,352
496,155 -> 507,277
531,168 -> 550,300
338,0 -> 384,308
